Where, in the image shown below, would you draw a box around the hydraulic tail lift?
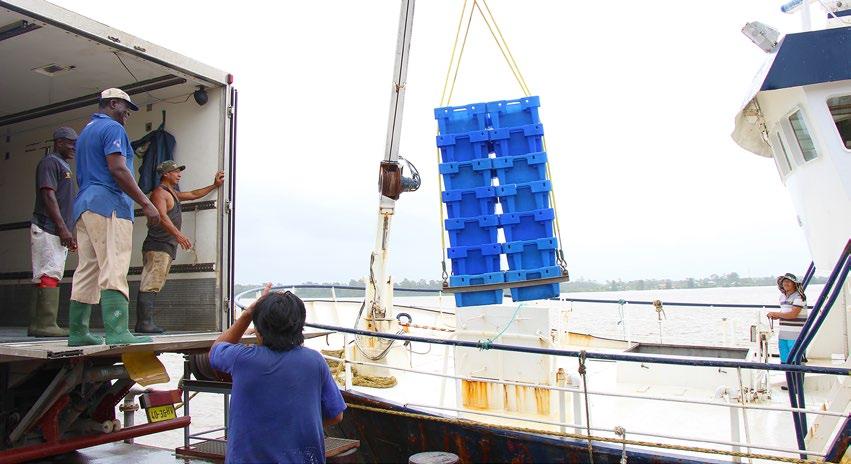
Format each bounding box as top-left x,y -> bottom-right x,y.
0,333 -> 234,462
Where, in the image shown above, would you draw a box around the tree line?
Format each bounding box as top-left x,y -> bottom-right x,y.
235,272 -> 825,298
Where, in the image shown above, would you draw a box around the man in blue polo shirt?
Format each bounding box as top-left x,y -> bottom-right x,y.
68,88 -> 161,346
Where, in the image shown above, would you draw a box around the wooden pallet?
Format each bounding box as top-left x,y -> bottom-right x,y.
175,436 -> 360,462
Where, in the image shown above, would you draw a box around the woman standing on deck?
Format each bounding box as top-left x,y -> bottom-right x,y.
767,273 -> 808,363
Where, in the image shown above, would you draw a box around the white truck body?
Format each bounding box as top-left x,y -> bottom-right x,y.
0,0 -> 237,333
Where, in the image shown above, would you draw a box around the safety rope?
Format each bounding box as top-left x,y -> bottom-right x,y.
343,403 -> 822,463
477,0 -> 568,272
477,303 -> 523,350
436,142 -> 448,284
440,0 -> 474,107
543,148 -> 569,271
653,299 -> 666,344
473,0 -> 530,97
445,7 -> 476,105
579,350 -> 595,464
616,299 -> 626,339
482,0 -> 569,271
437,0 -> 475,285
614,426 -> 628,464
436,0 -> 570,278
404,322 -> 455,333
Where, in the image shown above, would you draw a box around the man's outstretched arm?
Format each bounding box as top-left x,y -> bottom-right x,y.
176,171 -> 225,201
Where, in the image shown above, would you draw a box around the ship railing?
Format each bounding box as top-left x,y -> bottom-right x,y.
319,350 -> 844,458
232,273 -> 851,461
238,283 -> 796,309
300,321 -> 850,462
785,240 -> 851,455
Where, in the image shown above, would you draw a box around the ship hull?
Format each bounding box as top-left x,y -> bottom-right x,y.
330,390 -> 721,464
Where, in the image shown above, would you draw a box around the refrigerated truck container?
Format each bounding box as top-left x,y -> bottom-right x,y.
0,0 -> 237,336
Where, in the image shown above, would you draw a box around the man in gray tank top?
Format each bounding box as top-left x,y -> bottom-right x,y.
136,160 -> 224,333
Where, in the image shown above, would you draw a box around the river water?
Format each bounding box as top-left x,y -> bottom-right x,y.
133,284 -> 823,450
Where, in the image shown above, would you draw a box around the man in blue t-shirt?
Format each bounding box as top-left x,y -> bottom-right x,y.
210,285 -> 346,464
67,88 -> 161,347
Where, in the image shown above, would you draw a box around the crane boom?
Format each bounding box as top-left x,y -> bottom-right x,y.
365,0 -> 416,331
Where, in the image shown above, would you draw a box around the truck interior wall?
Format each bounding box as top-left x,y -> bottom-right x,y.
0,87 -> 227,332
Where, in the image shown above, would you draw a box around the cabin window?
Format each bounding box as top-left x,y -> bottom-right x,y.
771,132 -> 792,177
788,110 -> 818,162
827,95 -> 851,149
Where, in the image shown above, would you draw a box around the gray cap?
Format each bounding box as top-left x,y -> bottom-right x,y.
53,126 -> 78,141
156,160 -> 186,175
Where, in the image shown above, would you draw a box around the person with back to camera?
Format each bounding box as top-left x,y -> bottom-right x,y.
209,284 -> 346,464
767,272 -> 808,363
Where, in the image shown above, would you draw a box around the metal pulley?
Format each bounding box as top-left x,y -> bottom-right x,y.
189,352 -> 231,383
378,158 -> 421,200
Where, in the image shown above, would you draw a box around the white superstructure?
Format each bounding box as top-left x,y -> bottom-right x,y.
733,2 -> 851,363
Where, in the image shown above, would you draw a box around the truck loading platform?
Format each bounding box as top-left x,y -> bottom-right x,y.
0,331 -> 331,363
0,330 -> 337,463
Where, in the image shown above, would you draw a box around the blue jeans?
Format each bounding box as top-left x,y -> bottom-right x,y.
779,338 -> 797,363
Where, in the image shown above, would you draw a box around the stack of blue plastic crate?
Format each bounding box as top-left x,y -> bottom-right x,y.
435,96 -> 562,307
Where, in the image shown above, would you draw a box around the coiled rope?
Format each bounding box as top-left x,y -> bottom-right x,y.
477,303 -> 523,350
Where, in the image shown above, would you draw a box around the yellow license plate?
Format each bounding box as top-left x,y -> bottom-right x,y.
146,404 -> 176,423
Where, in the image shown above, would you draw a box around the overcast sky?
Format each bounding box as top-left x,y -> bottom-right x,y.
51,1 -> 817,284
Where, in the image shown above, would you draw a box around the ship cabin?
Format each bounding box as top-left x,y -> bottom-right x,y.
733,13 -> 851,362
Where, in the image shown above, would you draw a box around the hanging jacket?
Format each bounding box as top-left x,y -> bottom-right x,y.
133,123 -> 176,194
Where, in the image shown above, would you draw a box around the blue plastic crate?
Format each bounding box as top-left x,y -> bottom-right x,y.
440,158 -> 493,190
506,266 -> 562,302
487,96 -> 541,129
447,243 -> 502,275
436,131 -> 490,163
492,152 -> 548,185
442,187 -> 496,219
449,272 -> 505,307
491,124 -> 544,157
500,208 -> 554,241
445,214 -> 500,247
496,180 -> 551,214
503,237 -> 558,271
434,103 -> 488,135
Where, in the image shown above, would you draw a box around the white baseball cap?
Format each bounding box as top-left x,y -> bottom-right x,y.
100,88 -> 139,111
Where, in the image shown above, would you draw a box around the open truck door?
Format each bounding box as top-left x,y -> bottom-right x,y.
0,0 -> 240,458
225,87 -> 238,329
0,0 -> 235,334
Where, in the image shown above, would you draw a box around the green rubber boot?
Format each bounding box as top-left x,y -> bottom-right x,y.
68,300 -> 104,346
101,290 -> 152,345
28,287 -> 69,337
26,287 -> 37,336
